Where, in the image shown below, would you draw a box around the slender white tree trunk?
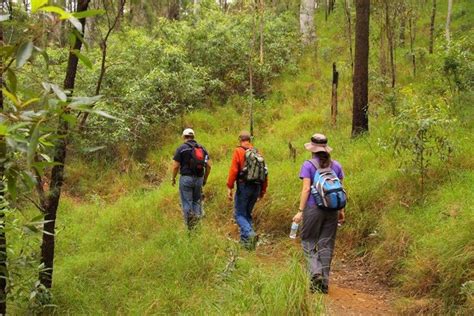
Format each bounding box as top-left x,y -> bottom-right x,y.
193,0 -> 200,15
445,0 -> 453,45
300,0 -> 316,45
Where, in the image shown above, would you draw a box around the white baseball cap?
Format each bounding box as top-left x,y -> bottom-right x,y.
182,128 -> 195,137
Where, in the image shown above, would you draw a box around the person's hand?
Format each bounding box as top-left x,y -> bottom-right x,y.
227,188 -> 233,201
172,178 -> 176,187
293,211 -> 303,224
338,210 -> 345,225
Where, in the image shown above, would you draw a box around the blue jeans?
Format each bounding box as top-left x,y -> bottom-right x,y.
179,175 -> 204,229
234,182 -> 261,242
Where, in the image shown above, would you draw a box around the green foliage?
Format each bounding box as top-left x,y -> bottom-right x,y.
391,90 -> 454,195
0,2 -> 109,311
443,36 -> 474,92
75,8 -> 300,157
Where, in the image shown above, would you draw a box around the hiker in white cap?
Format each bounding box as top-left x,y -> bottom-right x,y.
293,133 -> 346,294
172,128 -> 212,230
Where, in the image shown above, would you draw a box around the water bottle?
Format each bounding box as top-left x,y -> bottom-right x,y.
311,186 -> 323,207
289,222 -> 299,239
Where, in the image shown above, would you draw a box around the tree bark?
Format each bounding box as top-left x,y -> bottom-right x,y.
351,0 -> 370,137
343,0 -> 354,75
193,0 -> 199,15
379,20 -> 388,78
429,0 -> 436,54
300,0 -> 316,46
0,23 -> 7,316
331,62 -> 339,125
259,0 -> 264,64
385,1 -> 395,88
39,0 -> 91,289
445,0 -> 452,46
409,14 -> 416,77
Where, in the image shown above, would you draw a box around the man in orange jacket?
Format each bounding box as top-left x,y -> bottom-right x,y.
227,131 -> 268,249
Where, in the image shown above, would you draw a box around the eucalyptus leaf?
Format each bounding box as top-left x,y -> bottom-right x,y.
16,41 -> 34,68
51,84 -> 68,102
72,50 -> 93,69
39,6 -> 72,19
73,9 -> 105,19
31,0 -> 48,13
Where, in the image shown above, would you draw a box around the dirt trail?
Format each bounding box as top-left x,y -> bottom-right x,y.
325,257 -> 395,315
225,221 -> 396,315
252,234 -> 395,315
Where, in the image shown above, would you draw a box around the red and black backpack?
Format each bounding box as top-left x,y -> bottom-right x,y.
186,143 -> 207,177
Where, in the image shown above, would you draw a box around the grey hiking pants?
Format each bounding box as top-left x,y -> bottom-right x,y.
301,205 -> 338,287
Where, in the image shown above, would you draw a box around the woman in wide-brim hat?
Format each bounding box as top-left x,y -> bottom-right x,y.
293,133 -> 345,294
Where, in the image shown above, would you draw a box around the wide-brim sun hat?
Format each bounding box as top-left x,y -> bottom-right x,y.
304,133 -> 333,153
182,128 -> 195,137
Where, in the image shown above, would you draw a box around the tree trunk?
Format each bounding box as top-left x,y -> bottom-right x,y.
193,0 -> 199,15
0,23 -> 7,316
168,0 -> 180,20
331,62 -> 339,125
259,0 -> 264,64
445,0 -> 452,46
325,0 -> 328,21
351,0 -> 370,137
39,0 -> 91,289
300,0 -> 316,45
385,1 -> 395,88
379,21 -> 388,78
399,18 -> 405,46
343,0 -> 353,75
409,15 -> 416,77
429,0 -> 436,54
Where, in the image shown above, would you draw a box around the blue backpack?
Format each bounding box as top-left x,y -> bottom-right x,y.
308,159 -> 347,211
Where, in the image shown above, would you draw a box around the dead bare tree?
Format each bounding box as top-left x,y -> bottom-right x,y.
429,0 -> 436,54
331,62 -> 339,125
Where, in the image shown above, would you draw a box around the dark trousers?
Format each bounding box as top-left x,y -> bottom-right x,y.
234,182 -> 261,242
301,206 -> 338,288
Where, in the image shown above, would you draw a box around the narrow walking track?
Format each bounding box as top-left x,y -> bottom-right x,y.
251,233 -> 396,315
325,257 -> 395,315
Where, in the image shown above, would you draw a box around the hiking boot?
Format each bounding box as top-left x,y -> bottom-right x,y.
310,274 -> 323,293
241,234 -> 258,251
321,284 -> 329,294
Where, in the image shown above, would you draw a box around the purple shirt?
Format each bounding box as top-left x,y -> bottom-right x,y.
299,159 -> 344,207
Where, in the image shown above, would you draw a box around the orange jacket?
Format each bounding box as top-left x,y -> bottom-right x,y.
227,144 -> 268,195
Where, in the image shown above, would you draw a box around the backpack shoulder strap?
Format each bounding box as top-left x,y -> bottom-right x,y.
180,142 -> 193,153
308,159 -> 320,170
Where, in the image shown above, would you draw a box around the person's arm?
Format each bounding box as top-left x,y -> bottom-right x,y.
172,160 -> 180,186
293,178 -> 311,223
338,178 -> 345,224
204,159 -> 212,186
260,177 -> 268,198
227,149 -> 240,201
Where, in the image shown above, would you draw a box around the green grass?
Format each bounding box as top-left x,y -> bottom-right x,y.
50,189 -> 324,314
